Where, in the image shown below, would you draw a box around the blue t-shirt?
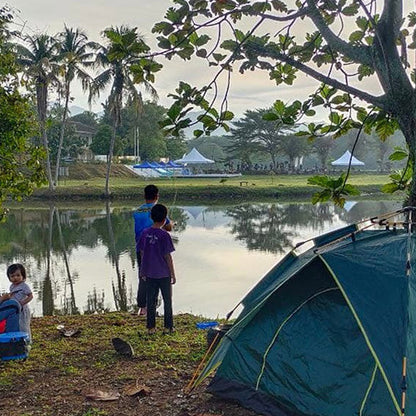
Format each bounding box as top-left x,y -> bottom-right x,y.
139,227 -> 175,278
133,202 -> 170,251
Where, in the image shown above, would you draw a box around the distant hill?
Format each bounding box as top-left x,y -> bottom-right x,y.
68,105 -> 86,116
68,105 -> 104,118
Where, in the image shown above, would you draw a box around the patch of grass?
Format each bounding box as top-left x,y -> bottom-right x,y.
0,313 -> 207,394
80,408 -> 109,416
31,172 -> 393,202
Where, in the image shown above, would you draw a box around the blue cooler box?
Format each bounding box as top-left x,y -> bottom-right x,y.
0,331 -> 29,361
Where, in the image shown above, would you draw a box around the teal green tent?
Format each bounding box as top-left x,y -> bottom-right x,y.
193,212 -> 415,416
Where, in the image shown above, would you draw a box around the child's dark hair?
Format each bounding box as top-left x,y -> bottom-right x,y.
144,184 -> 159,201
7,263 -> 26,281
151,204 -> 168,223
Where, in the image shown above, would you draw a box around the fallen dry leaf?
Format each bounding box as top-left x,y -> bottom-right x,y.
84,388 -> 120,401
123,383 -> 152,397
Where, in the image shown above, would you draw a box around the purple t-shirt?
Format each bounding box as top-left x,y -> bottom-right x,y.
139,227 -> 175,279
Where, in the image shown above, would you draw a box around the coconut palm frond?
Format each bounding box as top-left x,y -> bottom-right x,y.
89,68 -> 112,102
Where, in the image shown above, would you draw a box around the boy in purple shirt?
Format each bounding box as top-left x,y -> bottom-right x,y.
139,204 -> 176,334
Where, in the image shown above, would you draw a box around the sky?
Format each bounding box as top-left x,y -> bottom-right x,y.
10,1 -> 411,119
8,0 -> 319,117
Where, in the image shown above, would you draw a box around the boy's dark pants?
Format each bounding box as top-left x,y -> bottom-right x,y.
146,277 -> 173,329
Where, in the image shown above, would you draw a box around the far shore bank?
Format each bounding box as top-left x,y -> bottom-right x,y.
27,173 -> 396,203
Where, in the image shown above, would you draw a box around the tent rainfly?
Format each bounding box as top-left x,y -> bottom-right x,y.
331,150 -> 365,166
174,148 -> 214,164
190,208 -> 416,416
133,161 -> 159,168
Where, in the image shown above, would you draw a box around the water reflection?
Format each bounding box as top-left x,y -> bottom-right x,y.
225,203 -> 337,253
0,199 -> 401,317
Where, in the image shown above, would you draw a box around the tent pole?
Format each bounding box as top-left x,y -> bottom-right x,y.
401,357 -> 407,416
184,331 -> 222,394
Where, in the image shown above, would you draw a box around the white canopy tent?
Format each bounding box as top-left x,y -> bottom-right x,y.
331,150 -> 365,166
174,148 -> 215,164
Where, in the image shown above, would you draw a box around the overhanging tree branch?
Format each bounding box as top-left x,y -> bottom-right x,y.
260,7 -> 310,22
306,0 -> 373,67
265,48 -> 386,108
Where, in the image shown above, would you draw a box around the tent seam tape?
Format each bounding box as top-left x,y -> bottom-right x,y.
359,363 -> 377,416
318,254 -> 401,416
255,287 -> 339,391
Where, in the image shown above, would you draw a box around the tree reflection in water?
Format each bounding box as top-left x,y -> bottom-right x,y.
56,208 -> 79,315
42,204 -> 55,316
0,200 -> 401,316
226,203 -> 336,254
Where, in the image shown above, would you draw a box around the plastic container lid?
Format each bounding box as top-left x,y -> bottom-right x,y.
0,331 -> 29,341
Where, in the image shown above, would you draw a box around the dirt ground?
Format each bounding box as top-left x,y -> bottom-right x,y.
0,313 -> 261,416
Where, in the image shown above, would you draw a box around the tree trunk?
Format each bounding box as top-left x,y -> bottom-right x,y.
270,153 -> 277,170
397,116 -> 416,207
37,82 -> 55,191
105,124 -> 117,197
41,123 -> 55,191
54,84 -> 70,185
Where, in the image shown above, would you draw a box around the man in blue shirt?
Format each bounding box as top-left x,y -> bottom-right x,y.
133,185 -> 172,316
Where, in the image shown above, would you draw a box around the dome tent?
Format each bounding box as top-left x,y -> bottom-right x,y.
190,208 -> 416,416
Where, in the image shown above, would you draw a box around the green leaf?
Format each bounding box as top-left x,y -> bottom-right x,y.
381,183 -> 400,193
196,48 -> 207,58
194,34 -> 210,47
220,39 -> 238,51
389,147 -> 408,161
342,4 -> 359,16
262,112 -> 279,121
356,16 -> 368,31
212,53 -> 226,62
343,184 -> 360,196
220,110 -> 234,121
349,30 -> 364,42
167,103 -> 182,120
271,0 -> 287,12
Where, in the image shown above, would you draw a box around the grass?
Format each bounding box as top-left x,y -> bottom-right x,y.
0,313 -> 232,416
32,173 -> 393,203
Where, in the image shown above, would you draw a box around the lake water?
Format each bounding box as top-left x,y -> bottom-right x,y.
0,199 -> 401,319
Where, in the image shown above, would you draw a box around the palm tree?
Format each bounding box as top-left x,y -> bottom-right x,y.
54,26 -> 97,185
89,25 -> 161,196
15,34 -> 60,191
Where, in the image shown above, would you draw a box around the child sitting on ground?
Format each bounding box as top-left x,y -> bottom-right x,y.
6,264 -> 33,340
139,204 -> 176,334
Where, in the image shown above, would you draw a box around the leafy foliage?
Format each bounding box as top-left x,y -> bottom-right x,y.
381,146 -> 412,194
229,106 -> 303,169
0,8 -> 46,217
15,32 -> 61,191
153,0 -> 416,205
308,174 -> 360,207
90,26 -> 162,196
